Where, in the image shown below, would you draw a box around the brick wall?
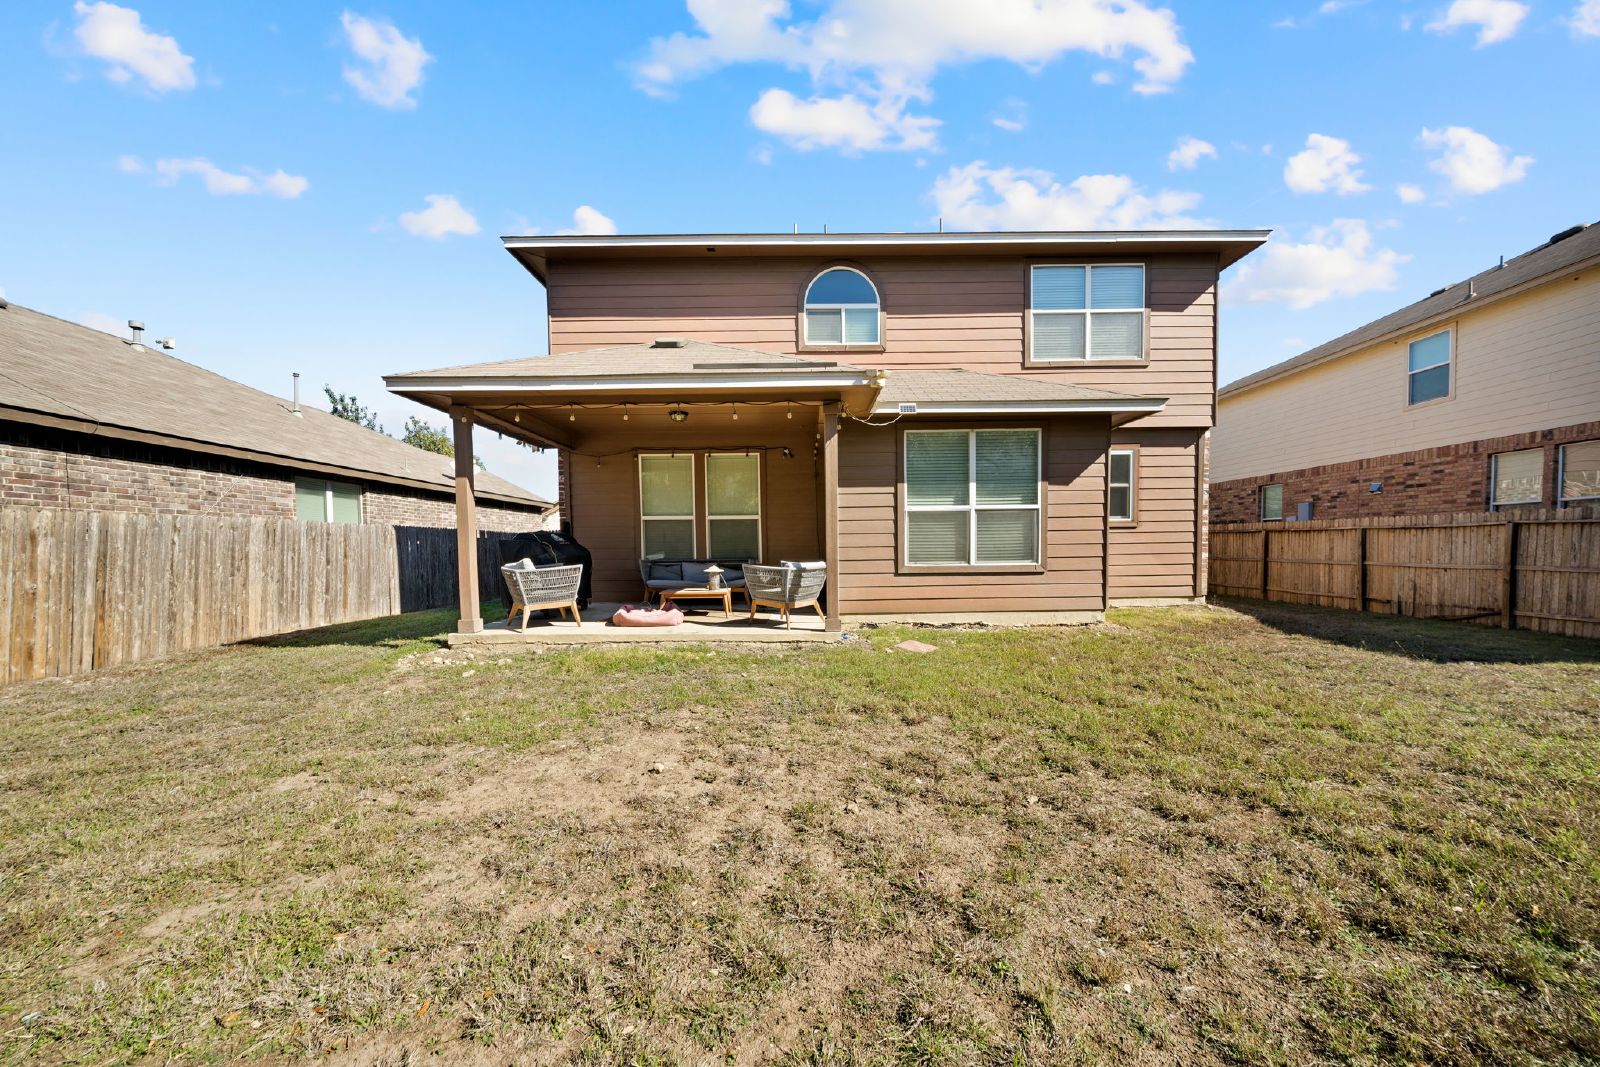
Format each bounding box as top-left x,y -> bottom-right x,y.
1,421 -> 552,531
1212,419 -> 1600,522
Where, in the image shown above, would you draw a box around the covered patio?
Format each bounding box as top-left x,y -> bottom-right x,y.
448,600 -> 831,645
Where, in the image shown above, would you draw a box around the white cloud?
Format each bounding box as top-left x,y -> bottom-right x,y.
72,1 -> 195,92
1420,125 -> 1532,194
1569,0 -> 1600,35
557,205 -> 618,236
1223,219 -> 1408,309
1091,70 -> 1117,84
1397,182 -> 1428,204
1425,0 -> 1530,45
132,156 -> 308,198
1167,135 -> 1216,171
638,0 -> 1194,153
931,162 -> 1205,231
1283,133 -> 1371,195
340,12 -> 432,109
749,88 -> 939,152
992,99 -> 1027,132
398,194 -> 479,239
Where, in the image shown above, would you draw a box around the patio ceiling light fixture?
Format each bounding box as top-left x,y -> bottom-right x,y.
731,404 -> 739,421
668,408 -> 688,423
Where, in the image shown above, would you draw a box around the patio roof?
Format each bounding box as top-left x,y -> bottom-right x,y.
872,369 -> 1165,425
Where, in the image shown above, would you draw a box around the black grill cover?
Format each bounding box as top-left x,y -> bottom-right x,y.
497,530 -> 593,608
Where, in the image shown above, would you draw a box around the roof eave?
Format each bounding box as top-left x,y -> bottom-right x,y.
385,371 -> 883,393
871,399 -> 1167,426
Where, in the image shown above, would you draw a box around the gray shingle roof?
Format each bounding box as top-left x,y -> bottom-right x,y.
876,369 -> 1160,407
0,303 -> 551,509
1221,220 -> 1600,399
391,339 -> 869,381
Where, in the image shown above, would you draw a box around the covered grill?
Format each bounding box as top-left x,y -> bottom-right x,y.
497,530 -> 593,608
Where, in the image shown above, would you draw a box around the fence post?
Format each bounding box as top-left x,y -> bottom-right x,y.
1501,520 -> 1519,630
1260,529 -> 1270,601
1356,526 -> 1367,612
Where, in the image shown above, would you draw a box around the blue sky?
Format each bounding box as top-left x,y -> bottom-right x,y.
3,0 -> 1595,498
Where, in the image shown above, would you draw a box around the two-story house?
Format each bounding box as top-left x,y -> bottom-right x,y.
1212,220 -> 1600,523
385,229 -> 1268,632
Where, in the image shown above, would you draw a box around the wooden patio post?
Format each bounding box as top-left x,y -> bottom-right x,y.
822,404 -> 842,632
451,405 -> 483,634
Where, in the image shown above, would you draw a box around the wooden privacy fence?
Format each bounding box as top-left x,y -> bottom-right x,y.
1210,506 -> 1600,639
2,508 -> 515,684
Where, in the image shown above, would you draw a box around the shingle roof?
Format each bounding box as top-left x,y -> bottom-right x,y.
875,369 -> 1161,408
0,303 -> 551,509
391,339 -> 869,381
1221,220 -> 1600,399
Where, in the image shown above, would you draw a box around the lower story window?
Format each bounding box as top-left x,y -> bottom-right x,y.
1260,483 -> 1284,521
706,452 -> 761,559
639,454 -> 696,558
294,477 -> 362,523
1108,448 -> 1136,522
1559,441 -> 1600,507
1491,448 -> 1543,510
905,428 -> 1040,566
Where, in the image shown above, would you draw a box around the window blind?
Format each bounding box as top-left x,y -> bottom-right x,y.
975,430 -> 1038,505
1561,442 -> 1600,503
1089,265 -> 1144,308
1492,449 -> 1543,505
1031,265 -> 1086,310
906,431 -> 970,506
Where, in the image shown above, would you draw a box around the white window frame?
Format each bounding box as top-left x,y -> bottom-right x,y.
803,266 -> 881,346
1490,448 -> 1544,510
705,452 -> 762,560
1108,448 -> 1136,523
1406,327 -> 1453,407
1029,263 -> 1148,363
638,453 -> 697,558
903,428 -> 1042,568
1558,442 -> 1600,508
1260,483 -> 1285,522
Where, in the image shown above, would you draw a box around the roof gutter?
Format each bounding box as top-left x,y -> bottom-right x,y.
503,230 -> 1272,252
871,398 -> 1166,428
385,371 -> 882,394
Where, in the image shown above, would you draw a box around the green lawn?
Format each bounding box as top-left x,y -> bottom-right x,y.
1,602 -> 1597,1066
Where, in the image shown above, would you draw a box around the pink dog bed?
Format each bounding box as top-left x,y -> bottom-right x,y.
610,603 -> 685,627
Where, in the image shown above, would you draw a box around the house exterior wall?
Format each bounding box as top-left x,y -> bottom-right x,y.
545,253 -> 1218,429
1212,419 -> 1600,523
1107,428 -> 1203,599
1212,269 -> 1600,484
1,421 -> 549,533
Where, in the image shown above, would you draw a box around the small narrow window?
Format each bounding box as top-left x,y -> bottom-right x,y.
706,453 -> 761,559
294,477 -> 362,523
639,454 -> 696,558
804,267 -> 880,346
1108,449 -> 1136,522
1559,441 -> 1600,507
1490,449 -> 1544,510
904,429 -> 1040,566
1260,483 -> 1284,521
1407,329 -> 1452,405
1030,264 -> 1146,361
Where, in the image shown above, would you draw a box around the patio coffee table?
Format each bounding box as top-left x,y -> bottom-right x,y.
659,586 -> 733,617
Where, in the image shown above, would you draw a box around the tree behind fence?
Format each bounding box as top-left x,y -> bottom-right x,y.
1209,506 -> 1600,639
1,508 -> 514,684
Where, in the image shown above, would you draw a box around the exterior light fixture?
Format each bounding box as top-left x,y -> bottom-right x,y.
622,405 -> 630,421
513,410 -> 521,423
568,408 -> 576,422
731,405 -> 739,421
786,403 -> 793,419
668,408 -> 688,423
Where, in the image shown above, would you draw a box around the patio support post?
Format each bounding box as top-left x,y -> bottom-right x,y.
451,405 -> 483,634
822,404 -> 842,632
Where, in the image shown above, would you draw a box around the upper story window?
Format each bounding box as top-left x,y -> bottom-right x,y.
295,477 -> 362,524
803,267 -> 880,346
1407,329 -> 1452,405
1030,264 -> 1146,362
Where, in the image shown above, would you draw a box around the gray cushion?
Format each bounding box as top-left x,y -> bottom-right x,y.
681,561 -> 712,585
646,578 -> 684,590
647,560 -> 683,581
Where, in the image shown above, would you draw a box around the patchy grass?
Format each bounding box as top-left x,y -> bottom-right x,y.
1,601 -> 1597,1066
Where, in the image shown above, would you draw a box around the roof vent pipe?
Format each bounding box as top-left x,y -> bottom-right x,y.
127,320 -> 145,347
292,371 -> 302,416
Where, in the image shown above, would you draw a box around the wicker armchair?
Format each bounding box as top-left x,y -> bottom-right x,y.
501,562 -> 584,629
743,562 -> 827,628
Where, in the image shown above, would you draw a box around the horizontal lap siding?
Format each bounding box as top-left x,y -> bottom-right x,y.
1109,429 -> 1201,598
835,418 -> 1108,614
548,255 -> 1216,428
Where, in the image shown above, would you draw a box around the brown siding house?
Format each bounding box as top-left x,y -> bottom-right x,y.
1212,221 -> 1600,522
1,303 -> 554,530
385,230 -> 1267,630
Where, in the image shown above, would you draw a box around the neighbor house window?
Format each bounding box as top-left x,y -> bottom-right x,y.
1407,329 -> 1452,405
706,452 -> 761,559
1030,264 -> 1146,361
639,454 -> 695,558
1490,449 -> 1544,510
1109,448 -> 1136,523
803,267 -> 880,345
294,477 -> 361,523
905,429 -> 1040,566
1559,441 -> 1600,507
1260,483 -> 1284,521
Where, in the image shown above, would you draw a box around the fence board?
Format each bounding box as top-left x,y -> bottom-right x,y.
1,510 -> 516,684
1211,506 -> 1600,639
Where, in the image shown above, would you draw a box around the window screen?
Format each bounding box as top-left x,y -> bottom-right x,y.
905,429 -> 1040,566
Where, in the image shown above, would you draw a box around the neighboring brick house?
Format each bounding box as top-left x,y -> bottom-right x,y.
1,302 -> 555,530
1212,221 -> 1600,522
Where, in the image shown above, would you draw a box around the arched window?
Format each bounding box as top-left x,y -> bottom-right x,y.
803,267 -> 880,345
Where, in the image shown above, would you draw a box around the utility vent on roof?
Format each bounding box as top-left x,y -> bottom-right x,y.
652,337 -> 688,348
1429,286 -> 1449,297
1548,223 -> 1588,246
